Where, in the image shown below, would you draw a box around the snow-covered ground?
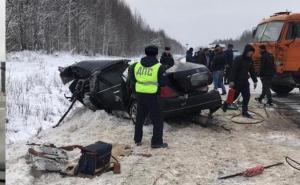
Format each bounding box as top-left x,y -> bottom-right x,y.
6,51 -> 123,143
6,52 -> 300,185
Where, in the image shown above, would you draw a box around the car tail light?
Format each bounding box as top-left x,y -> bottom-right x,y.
160,86 -> 178,98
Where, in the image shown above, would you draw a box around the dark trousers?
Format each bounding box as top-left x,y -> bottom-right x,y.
224,65 -> 231,84
259,77 -> 272,103
134,94 -> 164,145
235,84 -> 250,113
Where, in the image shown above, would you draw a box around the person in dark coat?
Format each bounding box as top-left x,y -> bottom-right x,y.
223,44 -> 234,84
211,46 -> 226,95
207,49 -> 215,71
129,45 -> 168,149
194,50 -> 202,65
195,48 -> 209,66
186,48 -> 194,62
255,45 -> 275,106
204,48 -> 211,68
160,47 -> 174,69
226,44 -> 258,118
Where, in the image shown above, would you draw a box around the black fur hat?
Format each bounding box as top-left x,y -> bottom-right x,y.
145,45 -> 158,57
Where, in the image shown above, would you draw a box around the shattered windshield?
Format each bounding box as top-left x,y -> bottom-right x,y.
254,22 -> 284,42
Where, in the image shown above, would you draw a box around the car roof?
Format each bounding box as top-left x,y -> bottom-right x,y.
73,60 -> 129,74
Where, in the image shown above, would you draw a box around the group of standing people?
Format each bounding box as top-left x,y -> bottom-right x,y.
227,44 -> 275,118
186,44 -> 234,95
128,43 -> 275,149
186,43 -> 276,118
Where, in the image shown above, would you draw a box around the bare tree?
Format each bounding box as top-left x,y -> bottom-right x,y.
6,0 -> 185,56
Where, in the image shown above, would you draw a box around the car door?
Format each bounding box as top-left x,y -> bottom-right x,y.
93,61 -> 129,111
280,22 -> 300,72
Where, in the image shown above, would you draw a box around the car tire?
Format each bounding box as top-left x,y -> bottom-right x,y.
129,99 -> 152,125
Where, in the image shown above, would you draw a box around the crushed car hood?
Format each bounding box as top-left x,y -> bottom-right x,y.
59,60 -> 130,84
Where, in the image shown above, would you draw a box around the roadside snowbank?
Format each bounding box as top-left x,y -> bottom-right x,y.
6,51 -> 123,143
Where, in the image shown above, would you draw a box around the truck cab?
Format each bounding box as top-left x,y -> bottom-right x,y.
251,12 -> 300,94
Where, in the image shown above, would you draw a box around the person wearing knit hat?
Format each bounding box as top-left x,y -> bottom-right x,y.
160,46 -> 174,69
224,44 -> 258,118
129,45 -> 168,149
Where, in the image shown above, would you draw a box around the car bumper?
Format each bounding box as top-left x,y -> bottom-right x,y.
161,90 -> 222,118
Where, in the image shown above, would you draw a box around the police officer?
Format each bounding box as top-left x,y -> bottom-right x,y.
255,45 -> 275,106
129,45 -> 168,149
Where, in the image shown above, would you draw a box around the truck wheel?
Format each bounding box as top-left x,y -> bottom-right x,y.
271,84 -> 294,95
129,100 -> 152,125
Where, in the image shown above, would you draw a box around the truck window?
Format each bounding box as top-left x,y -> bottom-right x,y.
286,22 -> 300,40
261,22 -> 284,42
254,23 -> 267,42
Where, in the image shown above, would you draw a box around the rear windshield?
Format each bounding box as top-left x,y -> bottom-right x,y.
254,21 -> 284,42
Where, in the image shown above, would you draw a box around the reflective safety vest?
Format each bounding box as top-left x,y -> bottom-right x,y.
134,62 -> 161,94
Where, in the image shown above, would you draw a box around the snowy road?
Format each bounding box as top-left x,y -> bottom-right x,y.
273,92 -> 300,113
5,52 -> 300,185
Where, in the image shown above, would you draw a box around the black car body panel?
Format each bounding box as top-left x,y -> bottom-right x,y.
161,90 -> 221,117
59,60 -> 222,118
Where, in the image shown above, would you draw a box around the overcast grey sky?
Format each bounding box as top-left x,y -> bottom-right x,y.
0,0 -> 4,61
125,0 -> 300,48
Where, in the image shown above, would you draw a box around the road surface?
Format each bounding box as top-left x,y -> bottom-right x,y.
273,93 -> 300,112
273,92 -> 300,127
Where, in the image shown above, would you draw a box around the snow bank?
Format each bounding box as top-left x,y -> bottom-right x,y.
6,51 -> 124,144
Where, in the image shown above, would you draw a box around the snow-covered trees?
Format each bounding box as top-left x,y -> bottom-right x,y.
6,0 -> 184,56
212,30 -> 253,51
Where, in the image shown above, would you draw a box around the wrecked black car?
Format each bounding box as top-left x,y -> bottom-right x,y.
59,60 -> 222,124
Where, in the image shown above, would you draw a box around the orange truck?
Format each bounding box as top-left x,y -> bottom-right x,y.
251,12 -> 300,94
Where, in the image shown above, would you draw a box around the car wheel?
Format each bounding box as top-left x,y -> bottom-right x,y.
129,99 -> 152,125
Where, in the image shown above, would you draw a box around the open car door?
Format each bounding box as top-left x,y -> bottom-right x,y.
89,60 -> 130,111
60,60 -> 130,112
